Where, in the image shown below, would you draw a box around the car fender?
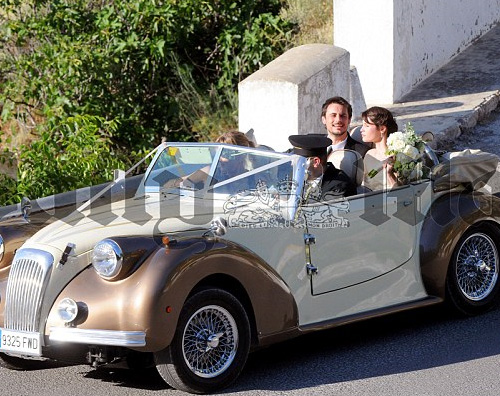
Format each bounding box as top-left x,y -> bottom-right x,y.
419,191 -> 500,299
46,236 -> 298,352
0,220 -> 45,272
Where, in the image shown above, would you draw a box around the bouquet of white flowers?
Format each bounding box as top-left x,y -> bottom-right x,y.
385,123 -> 428,184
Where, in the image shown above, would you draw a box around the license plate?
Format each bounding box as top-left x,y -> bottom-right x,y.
0,328 -> 42,356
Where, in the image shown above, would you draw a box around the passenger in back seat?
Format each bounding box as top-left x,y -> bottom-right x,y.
321,96 -> 370,157
359,106 -> 400,190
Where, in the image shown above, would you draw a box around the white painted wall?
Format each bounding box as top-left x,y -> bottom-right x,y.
334,0 -> 500,105
238,44 -> 350,151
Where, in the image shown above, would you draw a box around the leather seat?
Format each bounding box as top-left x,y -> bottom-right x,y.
350,125 -> 373,148
327,149 -> 364,188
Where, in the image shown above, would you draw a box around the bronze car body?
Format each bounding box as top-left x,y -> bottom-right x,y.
0,142 -> 499,394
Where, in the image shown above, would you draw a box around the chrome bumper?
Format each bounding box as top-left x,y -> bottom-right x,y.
49,327 -> 146,347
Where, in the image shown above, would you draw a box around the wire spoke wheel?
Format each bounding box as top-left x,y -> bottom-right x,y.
155,288 -> 250,394
182,305 -> 238,378
455,232 -> 498,301
447,226 -> 500,315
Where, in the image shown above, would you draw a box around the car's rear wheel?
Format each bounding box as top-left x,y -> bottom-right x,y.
155,288 -> 251,394
0,353 -> 47,370
446,224 -> 500,315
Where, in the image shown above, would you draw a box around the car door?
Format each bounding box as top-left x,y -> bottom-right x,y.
212,154 -> 311,290
305,185 -> 418,295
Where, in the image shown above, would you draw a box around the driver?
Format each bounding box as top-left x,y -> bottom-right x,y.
288,134 -> 356,200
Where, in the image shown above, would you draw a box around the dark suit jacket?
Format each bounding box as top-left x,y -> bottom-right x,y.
344,135 -> 370,157
320,163 -> 357,200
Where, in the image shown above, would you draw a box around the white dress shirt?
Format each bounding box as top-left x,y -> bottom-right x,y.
328,137 -> 348,153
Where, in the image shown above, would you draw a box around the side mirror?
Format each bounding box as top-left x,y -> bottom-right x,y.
21,196 -> 32,221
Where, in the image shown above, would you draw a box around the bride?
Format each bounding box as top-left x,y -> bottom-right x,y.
359,106 -> 400,190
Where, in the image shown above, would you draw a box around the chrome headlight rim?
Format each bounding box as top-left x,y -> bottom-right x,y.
92,239 -> 123,280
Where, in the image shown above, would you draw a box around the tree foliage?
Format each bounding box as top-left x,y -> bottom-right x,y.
0,0 -> 295,204
0,0 -> 293,147
0,115 -> 128,205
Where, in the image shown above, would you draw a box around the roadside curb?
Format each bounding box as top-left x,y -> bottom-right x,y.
440,91 -> 500,150
461,91 -> 500,131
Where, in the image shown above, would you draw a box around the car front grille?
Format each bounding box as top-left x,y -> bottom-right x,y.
4,249 -> 54,332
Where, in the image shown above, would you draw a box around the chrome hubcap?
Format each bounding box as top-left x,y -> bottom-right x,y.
206,333 -> 222,350
456,233 -> 498,301
182,305 -> 238,378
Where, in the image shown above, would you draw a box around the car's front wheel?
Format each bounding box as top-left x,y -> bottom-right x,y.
155,288 -> 251,394
446,224 -> 500,315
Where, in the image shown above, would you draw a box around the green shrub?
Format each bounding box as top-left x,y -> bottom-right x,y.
0,114 -> 129,205
0,1 -> 297,204
0,0 -> 294,148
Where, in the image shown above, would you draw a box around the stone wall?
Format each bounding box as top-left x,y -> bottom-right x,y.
334,0 -> 500,105
238,44 -> 351,151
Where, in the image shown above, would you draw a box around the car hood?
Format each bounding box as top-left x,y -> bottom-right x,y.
22,193 -> 223,256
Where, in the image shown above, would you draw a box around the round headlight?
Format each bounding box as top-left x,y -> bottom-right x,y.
0,234 -> 4,261
57,298 -> 78,323
92,239 -> 123,280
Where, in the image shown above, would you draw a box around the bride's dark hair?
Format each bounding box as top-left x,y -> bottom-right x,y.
361,106 -> 398,135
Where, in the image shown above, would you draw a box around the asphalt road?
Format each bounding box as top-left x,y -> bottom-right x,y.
2,113 -> 500,396
1,304 -> 500,396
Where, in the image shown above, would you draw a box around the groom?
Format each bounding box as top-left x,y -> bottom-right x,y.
321,96 -> 370,157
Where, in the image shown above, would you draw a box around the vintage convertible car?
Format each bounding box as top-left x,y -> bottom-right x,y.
0,142 -> 499,393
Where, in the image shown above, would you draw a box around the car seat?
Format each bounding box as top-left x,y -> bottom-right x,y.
327,149 -> 365,194
350,125 -> 374,148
